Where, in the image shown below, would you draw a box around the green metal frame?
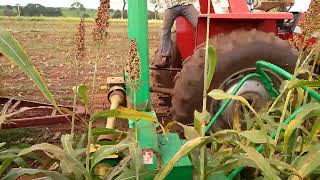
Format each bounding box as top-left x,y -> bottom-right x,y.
127,0 -> 194,179
204,60 -> 320,179
128,0 -> 150,109
207,60 -> 320,133
127,1 -> 320,179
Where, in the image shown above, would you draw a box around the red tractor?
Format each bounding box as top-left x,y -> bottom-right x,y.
151,0 -> 312,129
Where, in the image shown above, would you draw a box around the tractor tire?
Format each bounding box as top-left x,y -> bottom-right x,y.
171,30 -> 297,129
151,32 -> 182,90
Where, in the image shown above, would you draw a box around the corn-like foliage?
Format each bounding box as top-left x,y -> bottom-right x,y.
0,27 -> 156,179
1,29 -> 320,180
0,28 -> 59,112
155,1 -> 320,177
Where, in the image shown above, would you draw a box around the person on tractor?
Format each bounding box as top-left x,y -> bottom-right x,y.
154,0 -> 199,68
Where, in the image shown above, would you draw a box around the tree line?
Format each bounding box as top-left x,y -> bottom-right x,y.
2,4 -> 63,17
0,3 -> 162,19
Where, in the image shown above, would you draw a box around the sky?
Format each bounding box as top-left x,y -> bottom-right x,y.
0,0 -> 310,12
0,0 -> 123,9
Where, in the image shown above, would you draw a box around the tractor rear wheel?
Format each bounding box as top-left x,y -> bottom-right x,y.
171,30 -> 297,130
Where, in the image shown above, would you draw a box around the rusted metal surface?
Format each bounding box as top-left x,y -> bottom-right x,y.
150,87 -> 172,95
149,66 -> 182,72
107,77 -> 125,85
0,97 -> 86,129
0,97 -> 53,108
3,114 -> 72,129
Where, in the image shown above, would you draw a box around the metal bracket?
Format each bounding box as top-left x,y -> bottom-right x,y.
106,77 -> 126,103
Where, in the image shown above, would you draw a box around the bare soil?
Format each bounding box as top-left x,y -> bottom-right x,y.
0,18 -> 161,108
0,17 -> 168,143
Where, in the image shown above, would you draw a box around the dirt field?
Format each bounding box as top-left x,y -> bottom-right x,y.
0,17 -> 162,107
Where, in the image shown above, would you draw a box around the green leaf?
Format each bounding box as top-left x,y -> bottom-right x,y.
18,143 -> 64,159
307,118 -> 320,144
212,129 -> 239,144
241,145 -> 280,180
90,141 -> 132,171
60,135 -> 90,179
93,109 -> 166,139
207,171 -> 228,180
0,28 -> 59,110
105,155 -> 132,180
176,122 -> 200,140
77,84 -> 89,112
13,156 -> 30,168
0,142 -> 6,148
128,141 -> 143,180
194,110 -> 211,124
240,130 -> 275,145
18,142 -> 90,179
193,111 -> 202,134
61,152 -> 90,179
92,127 -> 116,137
207,46 -> 217,89
208,89 -> 258,116
115,168 -> 135,180
211,148 -> 233,164
267,159 -> 299,176
212,157 -> 256,173
92,108 -> 156,122
0,153 -> 18,160
288,80 -> 320,89
115,168 -> 154,180
0,147 -> 23,156
294,88 -> 304,109
3,168 -> 69,180
290,144 -> 320,179
76,134 -> 87,149
154,136 -> 214,180
284,129 -> 298,164
284,103 -> 320,150
74,148 -> 86,158
61,134 -> 75,155
0,159 -> 13,176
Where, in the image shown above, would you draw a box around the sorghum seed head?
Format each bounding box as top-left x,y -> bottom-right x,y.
126,40 -> 141,87
93,0 -> 110,43
290,0 -> 320,51
300,0 -> 320,36
75,18 -> 85,61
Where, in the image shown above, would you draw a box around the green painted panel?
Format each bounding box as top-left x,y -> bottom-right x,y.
136,112 -> 159,170
158,133 -> 193,179
127,0 -> 150,108
158,133 -> 192,167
